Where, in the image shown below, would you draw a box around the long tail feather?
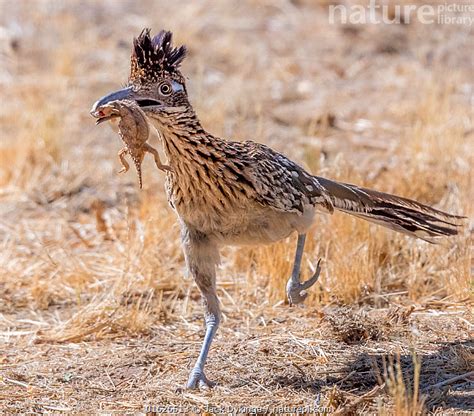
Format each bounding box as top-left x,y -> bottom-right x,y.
316,177 -> 465,243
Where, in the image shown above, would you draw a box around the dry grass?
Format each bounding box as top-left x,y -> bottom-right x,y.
0,1 -> 472,414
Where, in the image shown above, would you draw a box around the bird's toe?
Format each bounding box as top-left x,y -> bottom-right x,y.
186,369 -> 215,390
287,284 -> 309,305
286,259 -> 322,305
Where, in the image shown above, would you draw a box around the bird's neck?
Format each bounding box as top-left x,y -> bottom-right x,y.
148,108 -> 221,168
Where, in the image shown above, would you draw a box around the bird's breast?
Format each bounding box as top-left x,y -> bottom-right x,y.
165,162 -> 250,232
164,167 -> 314,244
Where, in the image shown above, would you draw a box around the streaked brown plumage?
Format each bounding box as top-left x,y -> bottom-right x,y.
91,29 -> 465,390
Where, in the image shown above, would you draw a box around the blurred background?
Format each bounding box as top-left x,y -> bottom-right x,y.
0,0 -> 472,413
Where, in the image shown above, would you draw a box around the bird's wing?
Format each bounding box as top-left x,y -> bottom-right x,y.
238,141 -> 333,214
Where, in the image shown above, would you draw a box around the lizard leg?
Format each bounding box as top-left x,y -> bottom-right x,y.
118,148 -> 129,174
143,143 -> 172,173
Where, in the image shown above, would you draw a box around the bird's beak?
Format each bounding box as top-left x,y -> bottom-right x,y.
90,86 -> 134,118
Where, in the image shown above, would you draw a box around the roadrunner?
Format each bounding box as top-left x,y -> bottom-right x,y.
91,29 -> 464,389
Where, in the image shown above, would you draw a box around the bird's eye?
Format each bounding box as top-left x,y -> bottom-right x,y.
159,82 -> 172,96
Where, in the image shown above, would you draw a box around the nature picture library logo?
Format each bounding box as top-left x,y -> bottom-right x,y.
329,1 -> 474,26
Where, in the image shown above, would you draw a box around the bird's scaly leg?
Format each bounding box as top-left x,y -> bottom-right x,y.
142,143 -> 172,173
181,225 -> 220,389
286,233 -> 321,305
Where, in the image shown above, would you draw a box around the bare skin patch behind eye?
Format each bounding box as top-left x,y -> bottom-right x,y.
171,81 -> 184,92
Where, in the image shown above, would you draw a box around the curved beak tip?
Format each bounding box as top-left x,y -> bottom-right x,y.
90,102 -> 100,117
90,86 -> 133,117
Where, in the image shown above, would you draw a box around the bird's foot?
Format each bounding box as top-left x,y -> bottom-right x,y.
186,368 -> 215,390
286,259 -> 322,305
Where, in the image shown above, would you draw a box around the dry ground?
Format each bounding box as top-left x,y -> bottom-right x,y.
0,1 -> 472,414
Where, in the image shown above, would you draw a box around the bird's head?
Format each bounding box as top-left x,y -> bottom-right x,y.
91,29 -> 190,128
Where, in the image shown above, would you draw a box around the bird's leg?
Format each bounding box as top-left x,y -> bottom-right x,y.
181,225 -> 220,390
187,286 -> 220,389
286,233 -> 321,305
142,143 -> 172,173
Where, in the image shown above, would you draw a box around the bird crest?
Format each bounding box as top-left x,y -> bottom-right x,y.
130,29 -> 187,85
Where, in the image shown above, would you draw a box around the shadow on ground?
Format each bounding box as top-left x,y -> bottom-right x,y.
273,339 -> 473,413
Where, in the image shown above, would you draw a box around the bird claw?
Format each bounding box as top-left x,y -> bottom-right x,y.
286,259 -> 322,306
186,368 -> 215,390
